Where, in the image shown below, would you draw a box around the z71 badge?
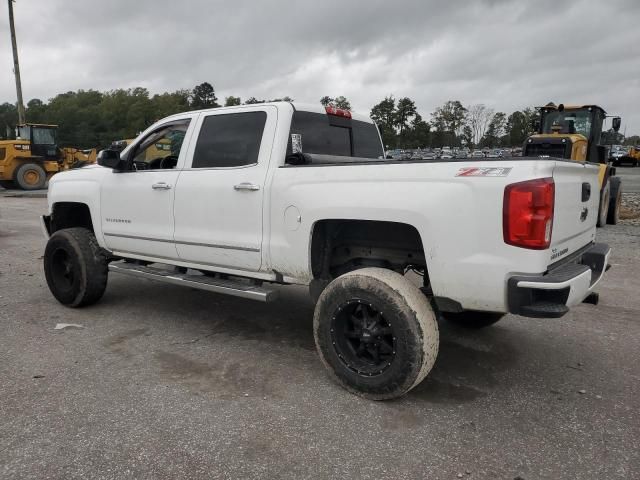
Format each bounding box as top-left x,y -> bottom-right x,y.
456,167 -> 513,177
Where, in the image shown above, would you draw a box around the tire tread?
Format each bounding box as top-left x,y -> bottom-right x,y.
44,228 -> 108,307
313,268 -> 438,400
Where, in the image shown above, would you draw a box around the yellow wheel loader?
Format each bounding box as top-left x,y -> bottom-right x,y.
0,124 -> 97,190
523,104 -> 622,227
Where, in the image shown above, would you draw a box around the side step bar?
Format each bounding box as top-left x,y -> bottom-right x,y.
108,262 -> 279,302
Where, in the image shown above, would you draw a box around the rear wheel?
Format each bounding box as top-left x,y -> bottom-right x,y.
313,268 -> 439,400
0,180 -> 15,189
44,228 -> 108,307
441,311 -> 505,329
607,177 -> 622,225
14,163 -> 46,190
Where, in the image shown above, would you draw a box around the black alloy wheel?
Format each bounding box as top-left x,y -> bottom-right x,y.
50,247 -> 76,294
330,300 -> 396,376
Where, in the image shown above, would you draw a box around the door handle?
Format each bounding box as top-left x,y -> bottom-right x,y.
152,182 -> 172,190
233,183 -> 260,191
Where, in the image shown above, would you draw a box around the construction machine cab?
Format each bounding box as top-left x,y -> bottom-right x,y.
16,123 -> 59,160
523,103 -> 623,228
531,104 -> 610,163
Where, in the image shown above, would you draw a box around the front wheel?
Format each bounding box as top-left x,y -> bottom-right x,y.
44,228 -> 108,307
313,268 -> 439,400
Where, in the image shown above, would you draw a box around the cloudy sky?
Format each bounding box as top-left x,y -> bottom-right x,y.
2,0 -> 639,133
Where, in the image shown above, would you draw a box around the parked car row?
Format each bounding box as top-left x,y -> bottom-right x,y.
386,147 -> 523,161
610,145 -> 640,167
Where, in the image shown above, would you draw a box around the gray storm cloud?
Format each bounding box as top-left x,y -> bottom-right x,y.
1,0 -> 639,132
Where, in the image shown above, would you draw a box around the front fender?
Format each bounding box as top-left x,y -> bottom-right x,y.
48,169 -> 107,248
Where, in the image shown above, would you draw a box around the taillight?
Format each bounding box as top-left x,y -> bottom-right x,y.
325,106 -> 352,119
503,177 -> 554,249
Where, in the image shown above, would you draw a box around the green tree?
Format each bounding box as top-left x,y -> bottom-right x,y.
624,135 -> 640,146
150,90 -> 191,119
269,96 -> 294,102
431,100 -> 467,147
224,96 -> 242,106
395,97 -> 417,138
506,111 -> 526,146
244,97 -> 265,104
25,98 -> 47,124
462,125 -> 474,147
505,107 -> 537,146
480,112 -> 507,148
0,102 -> 18,138
334,96 -> 351,110
404,113 -> 431,148
190,82 -> 218,109
370,96 -> 396,148
44,89 -> 108,148
320,95 -> 351,110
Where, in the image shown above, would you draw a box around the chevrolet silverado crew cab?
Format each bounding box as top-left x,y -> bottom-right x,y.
41,102 -> 611,400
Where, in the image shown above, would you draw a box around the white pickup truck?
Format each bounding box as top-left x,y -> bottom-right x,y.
41,102 -> 611,399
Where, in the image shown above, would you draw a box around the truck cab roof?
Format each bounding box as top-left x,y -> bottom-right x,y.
161,102 -> 374,125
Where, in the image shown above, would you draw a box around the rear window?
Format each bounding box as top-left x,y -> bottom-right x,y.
287,111 -> 383,159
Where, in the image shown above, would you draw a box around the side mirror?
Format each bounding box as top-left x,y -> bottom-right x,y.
97,149 -> 122,169
612,117 -> 621,132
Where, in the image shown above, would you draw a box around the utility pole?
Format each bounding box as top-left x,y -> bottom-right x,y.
8,0 -> 26,125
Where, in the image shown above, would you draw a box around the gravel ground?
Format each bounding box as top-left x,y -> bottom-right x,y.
621,193 -> 640,226
1,198 -> 639,480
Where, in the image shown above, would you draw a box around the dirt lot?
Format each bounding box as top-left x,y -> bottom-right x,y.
1,197 -> 639,480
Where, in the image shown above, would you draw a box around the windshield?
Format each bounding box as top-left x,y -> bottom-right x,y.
542,110 -> 592,137
32,127 -> 56,145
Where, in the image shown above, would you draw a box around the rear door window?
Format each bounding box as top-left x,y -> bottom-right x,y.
287,111 -> 383,159
192,112 -> 267,168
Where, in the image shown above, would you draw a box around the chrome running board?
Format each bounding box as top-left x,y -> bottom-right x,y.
108,262 -> 278,302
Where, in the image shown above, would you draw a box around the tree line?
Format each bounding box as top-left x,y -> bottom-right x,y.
369,97 -> 539,150
1,82 -> 634,150
0,82 -> 293,149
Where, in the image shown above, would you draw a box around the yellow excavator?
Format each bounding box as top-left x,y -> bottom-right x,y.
523,103 -> 622,227
0,123 -> 96,190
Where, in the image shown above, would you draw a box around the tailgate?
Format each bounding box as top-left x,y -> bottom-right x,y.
550,161 -> 599,262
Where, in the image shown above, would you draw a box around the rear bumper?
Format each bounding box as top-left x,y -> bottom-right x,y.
507,243 -> 611,318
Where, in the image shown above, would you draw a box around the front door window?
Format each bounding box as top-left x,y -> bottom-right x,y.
128,121 -> 190,170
